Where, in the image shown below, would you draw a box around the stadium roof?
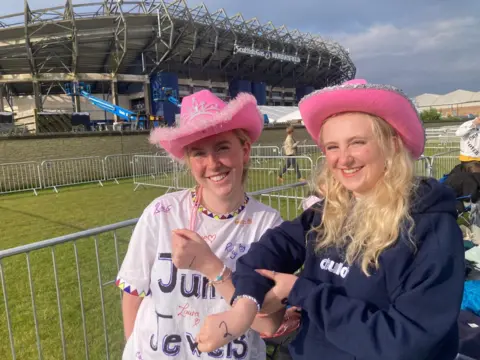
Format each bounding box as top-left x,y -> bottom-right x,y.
416,89 -> 480,107
0,0 -> 356,95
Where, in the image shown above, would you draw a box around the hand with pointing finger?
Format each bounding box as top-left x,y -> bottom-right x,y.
256,269 -> 298,315
171,229 -> 217,273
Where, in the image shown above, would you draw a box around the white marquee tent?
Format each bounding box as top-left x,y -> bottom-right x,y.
258,106 -> 302,124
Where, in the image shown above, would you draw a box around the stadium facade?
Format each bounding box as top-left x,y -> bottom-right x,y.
0,0 -> 356,127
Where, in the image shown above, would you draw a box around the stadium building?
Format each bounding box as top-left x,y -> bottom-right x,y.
0,0 -> 356,131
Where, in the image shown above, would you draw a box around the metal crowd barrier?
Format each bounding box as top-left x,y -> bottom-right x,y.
290,144 -> 322,159
415,156 -> 432,177
0,183 -> 307,360
0,153 -> 157,196
249,155 -> 314,192
132,155 -> 177,191
0,161 -> 42,195
428,149 -> 462,179
251,145 -> 281,157
41,156 -> 105,193
174,162 -> 197,190
251,146 -> 281,167
131,155 -> 315,194
104,153 -> 153,183
0,145 -> 466,196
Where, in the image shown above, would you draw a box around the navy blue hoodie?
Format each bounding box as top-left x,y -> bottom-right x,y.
232,178 -> 465,360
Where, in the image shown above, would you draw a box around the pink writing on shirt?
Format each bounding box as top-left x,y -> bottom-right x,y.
177,303 -> 201,326
154,203 -> 172,214
202,234 -> 216,243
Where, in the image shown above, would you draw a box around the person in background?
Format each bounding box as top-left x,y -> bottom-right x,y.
116,90 -> 285,360
278,125 -> 306,183
194,79 -> 465,360
455,117 -> 480,163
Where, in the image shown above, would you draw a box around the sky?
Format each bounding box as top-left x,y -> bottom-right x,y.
2,0 -> 479,97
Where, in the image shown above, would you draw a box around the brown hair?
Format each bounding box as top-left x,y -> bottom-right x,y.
286,125 -> 295,134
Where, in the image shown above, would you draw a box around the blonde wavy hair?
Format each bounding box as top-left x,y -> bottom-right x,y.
184,129 -> 251,184
312,113 -> 417,275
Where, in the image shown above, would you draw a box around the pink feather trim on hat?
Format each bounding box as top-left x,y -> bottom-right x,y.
149,90 -> 263,160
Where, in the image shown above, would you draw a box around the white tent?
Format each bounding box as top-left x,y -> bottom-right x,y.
258,105 -> 299,124
275,109 -> 302,124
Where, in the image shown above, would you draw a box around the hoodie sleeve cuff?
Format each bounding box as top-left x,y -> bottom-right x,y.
288,277 -> 320,308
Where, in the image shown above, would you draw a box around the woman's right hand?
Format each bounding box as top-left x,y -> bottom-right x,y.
171,229 -> 217,273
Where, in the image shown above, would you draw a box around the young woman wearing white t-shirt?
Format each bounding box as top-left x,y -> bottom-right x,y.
116,90 -> 288,360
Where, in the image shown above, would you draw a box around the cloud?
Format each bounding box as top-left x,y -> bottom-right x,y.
332,17 -> 480,96
337,17 -> 476,58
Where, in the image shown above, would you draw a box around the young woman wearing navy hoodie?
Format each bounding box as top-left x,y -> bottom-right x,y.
192,79 -> 466,360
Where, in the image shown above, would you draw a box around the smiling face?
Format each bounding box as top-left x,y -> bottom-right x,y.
321,113 -> 389,197
186,131 -> 250,199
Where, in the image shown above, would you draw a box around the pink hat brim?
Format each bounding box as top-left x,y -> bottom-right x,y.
149,93 -> 263,160
299,85 -> 425,159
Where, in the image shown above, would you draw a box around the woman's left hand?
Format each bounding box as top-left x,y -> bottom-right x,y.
171,229 -> 215,273
196,299 -> 257,352
256,269 -> 298,315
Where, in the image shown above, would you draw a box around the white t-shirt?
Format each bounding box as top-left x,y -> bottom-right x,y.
117,189 -> 283,360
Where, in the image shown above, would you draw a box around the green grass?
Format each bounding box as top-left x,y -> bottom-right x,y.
0,169 -> 308,360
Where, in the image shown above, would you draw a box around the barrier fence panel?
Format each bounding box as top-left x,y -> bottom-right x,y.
429,150 -> 461,179
0,220 -> 136,360
174,162 -> 197,189
104,153 -> 156,183
167,155 -> 313,192
130,155 -> 314,193
316,155 -> 326,170
40,157 -> 105,193
295,145 -> 323,160
248,156 -> 313,192
250,183 -> 310,220
251,146 -> 281,169
415,156 -> 432,177
132,155 -> 176,191
423,146 -> 460,157
0,144 -> 466,197
251,146 -> 281,158
104,154 -> 134,183
0,161 -> 42,196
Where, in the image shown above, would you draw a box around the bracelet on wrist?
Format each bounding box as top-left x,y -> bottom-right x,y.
231,295 -> 261,313
208,264 -> 231,287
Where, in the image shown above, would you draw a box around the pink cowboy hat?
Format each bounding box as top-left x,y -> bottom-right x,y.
149,90 -> 263,160
298,79 -> 425,158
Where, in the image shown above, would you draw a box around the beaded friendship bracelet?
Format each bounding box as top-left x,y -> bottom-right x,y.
232,295 -> 261,313
208,264 -> 232,287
